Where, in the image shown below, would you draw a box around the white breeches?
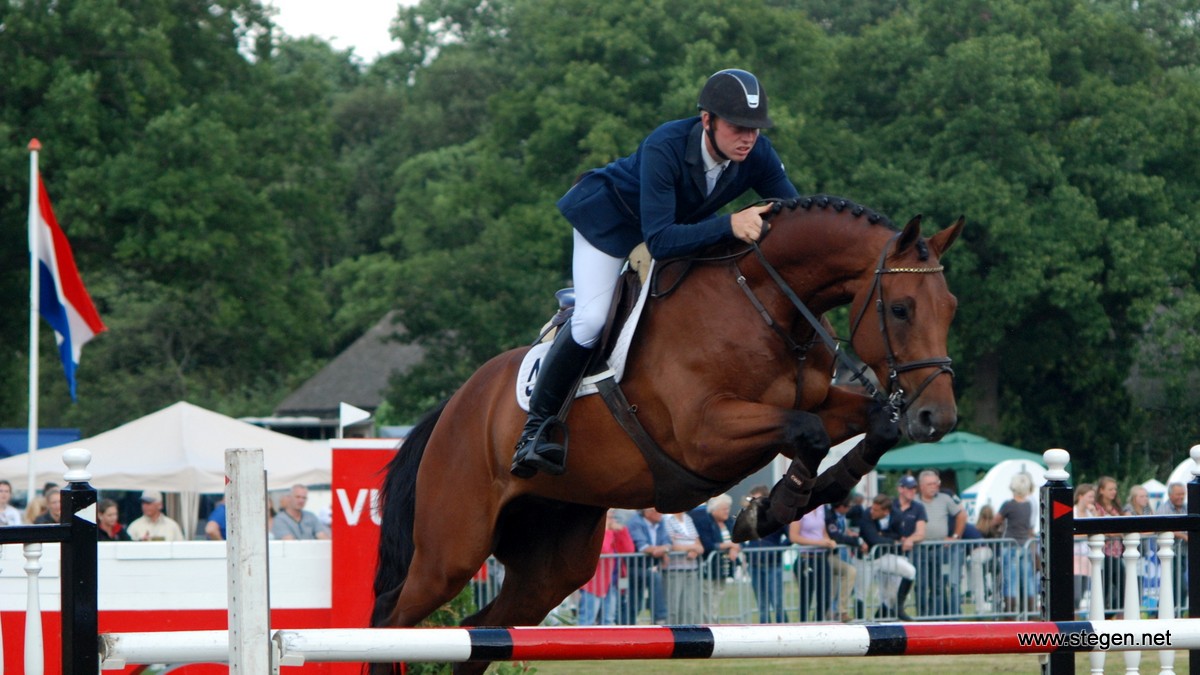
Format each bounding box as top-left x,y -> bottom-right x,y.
569,230 -> 626,348
873,554 -> 916,605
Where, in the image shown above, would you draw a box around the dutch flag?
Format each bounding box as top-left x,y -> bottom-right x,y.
31,172 -> 106,400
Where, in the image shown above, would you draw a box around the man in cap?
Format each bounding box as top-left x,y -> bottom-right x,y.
127,489 -> 185,542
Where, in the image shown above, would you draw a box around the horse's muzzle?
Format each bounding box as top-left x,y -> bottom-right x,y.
903,403 -> 957,443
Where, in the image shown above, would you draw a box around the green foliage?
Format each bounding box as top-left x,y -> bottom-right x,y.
3,0 -> 1200,482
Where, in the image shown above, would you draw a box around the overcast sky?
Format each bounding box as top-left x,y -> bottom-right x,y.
267,0 -> 412,62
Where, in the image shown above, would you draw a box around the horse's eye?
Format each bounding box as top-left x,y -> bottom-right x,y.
891,304 -> 909,321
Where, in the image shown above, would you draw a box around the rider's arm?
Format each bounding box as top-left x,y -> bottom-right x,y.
639,139 -> 732,259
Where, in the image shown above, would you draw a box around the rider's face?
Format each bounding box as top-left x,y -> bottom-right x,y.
703,113 -> 760,163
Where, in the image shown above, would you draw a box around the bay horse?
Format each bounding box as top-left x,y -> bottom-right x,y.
371,196 -> 963,674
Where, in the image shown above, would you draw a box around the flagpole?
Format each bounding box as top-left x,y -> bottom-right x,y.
27,138 -> 41,502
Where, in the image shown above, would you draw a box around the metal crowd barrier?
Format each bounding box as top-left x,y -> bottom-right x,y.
471,538 -> 1058,625
468,516 -> 1193,628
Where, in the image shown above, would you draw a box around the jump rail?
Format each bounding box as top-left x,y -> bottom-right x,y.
96,619 -> 1200,666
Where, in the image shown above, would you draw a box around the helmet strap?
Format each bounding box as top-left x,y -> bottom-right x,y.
704,113 -> 731,162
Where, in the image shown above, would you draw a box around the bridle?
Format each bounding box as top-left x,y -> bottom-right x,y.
738,228 -> 953,422
845,233 -> 955,418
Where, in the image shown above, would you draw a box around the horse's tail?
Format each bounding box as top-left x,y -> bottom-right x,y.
370,398 -> 449,629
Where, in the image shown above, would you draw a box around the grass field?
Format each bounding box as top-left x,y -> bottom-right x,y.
524,650 -> 1188,673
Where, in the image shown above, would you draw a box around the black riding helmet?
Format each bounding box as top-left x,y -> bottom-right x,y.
697,69 -> 774,129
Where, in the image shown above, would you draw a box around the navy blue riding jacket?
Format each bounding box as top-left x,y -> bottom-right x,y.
557,117 -> 799,260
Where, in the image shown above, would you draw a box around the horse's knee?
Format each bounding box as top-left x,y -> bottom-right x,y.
783,411 -> 830,462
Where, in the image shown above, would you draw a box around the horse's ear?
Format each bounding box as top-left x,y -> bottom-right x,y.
929,216 -> 965,258
894,215 -> 923,255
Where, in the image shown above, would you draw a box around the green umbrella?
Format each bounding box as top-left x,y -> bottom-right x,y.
874,431 -> 1046,493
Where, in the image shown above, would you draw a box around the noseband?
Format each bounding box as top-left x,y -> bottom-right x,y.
741,231 -> 953,422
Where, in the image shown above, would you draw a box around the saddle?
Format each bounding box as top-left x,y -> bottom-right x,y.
529,244 -> 735,513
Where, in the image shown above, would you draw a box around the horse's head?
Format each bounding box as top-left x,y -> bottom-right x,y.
848,215 -> 964,442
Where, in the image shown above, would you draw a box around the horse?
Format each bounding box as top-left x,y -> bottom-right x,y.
370,195 -> 964,674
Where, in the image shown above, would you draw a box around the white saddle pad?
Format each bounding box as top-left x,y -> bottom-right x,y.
516,261 -> 655,412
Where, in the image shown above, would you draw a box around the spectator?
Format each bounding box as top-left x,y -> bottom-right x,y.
625,507 -> 669,624
741,485 -> 788,623
824,494 -> 860,621
857,493 -> 917,621
1156,482 -> 1188,612
24,495 -> 47,525
916,469 -> 966,617
1094,476 -> 1124,615
1125,484 -> 1153,517
33,487 -> 61,524
663,510 -> 704,624
577,510 -> 635,625
1125,484 -> 1159,607
205,498 -> 227,540
1124,485 -> 1157,553
1073,483 -> 1098,613
789,503 -> 835,622
97,498 -> 131,541
127,490 -> 185,542
965,504 -> 1001,616
271,485 -> 331,540
690,494 -> 740,623
992,472 -> 1038,617
0,480 -> 22,526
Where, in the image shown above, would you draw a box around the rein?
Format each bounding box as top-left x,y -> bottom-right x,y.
740,225 -> 953,422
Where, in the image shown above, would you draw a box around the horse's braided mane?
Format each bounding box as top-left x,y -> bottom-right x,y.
779,194 -> 896,231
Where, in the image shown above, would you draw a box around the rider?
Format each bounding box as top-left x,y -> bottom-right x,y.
512,68 -> 802,479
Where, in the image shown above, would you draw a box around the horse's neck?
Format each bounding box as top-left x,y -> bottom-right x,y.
767,216 -> 887,313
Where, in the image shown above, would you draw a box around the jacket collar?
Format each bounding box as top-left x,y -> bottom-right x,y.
685,121 -> 742,221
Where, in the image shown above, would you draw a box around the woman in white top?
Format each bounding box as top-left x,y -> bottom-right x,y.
663,511 -> 704,623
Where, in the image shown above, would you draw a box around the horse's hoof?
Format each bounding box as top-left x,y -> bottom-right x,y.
732,498 -> 772,543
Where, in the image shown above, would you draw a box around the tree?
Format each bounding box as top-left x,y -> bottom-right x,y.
810,0 -> 1200,474
0,0 -> 337,430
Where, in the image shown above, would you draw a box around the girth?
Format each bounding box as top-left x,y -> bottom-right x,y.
594,377 -> 736,513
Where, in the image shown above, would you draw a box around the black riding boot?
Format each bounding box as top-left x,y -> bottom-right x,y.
896,578 -> 914,621
511,326 -> 593,478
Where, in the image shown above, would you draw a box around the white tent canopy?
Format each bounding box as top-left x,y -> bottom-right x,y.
3,401 -> 333,537
1,401 -> 330,492
960,458 -> 1048,533
1166,452 -> 1200,490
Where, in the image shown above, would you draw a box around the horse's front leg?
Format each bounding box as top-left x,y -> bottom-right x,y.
803,386 -> 904,507
732,390 -> 901,543
717,407 -> 829,543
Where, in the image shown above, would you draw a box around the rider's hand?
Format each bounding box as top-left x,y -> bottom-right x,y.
731,204 -> 773,243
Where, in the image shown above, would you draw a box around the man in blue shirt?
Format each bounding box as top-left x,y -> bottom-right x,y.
625,507 -> 670,624
512,69 -> 801,478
